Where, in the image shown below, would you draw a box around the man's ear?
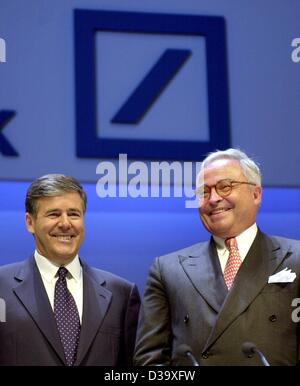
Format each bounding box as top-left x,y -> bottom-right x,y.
25,212 -> 35,234
253,185 -> 262,206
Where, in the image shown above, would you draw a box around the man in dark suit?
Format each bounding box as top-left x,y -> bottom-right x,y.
0,174 -> 140,366
134,148 -> 300,366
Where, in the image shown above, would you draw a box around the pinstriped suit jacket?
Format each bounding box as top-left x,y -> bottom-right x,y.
134,230 -> 300,366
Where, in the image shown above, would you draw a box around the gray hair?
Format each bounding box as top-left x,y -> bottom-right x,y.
199,148 -> 262,185
25,174 -> 87,216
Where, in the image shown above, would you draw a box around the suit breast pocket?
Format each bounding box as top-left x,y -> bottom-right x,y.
260,282 -> 295,293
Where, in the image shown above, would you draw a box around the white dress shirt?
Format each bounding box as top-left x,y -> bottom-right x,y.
34,251 -> 83,323
213,223 -> 258,273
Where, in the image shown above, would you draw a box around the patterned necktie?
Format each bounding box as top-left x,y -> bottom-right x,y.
224,237 -> 242,290
54,267 -> 81,366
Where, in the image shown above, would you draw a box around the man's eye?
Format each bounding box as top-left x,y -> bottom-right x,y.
218,184 -> 231,192
69,212 -> 81,217
48,213 -> 59,218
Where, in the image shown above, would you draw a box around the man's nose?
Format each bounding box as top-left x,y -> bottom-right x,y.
208,187 -> 223,203
58,214 -> 71,229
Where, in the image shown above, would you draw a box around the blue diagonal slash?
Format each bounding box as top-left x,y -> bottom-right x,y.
0,110 -> 18,156
111,49 -> 192,124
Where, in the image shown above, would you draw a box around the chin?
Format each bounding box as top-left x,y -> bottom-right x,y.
55,250 -> 76,260
210,227 -> 232,238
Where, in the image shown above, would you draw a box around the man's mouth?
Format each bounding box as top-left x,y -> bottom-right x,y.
210,207 -> 231,216
51,235 -> 75,241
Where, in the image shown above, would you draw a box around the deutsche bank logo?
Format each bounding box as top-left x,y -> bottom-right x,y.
74,10 -> 230,160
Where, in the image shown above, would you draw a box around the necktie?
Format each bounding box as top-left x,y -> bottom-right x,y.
54,267 -> 81,366
224,237 -> 242,289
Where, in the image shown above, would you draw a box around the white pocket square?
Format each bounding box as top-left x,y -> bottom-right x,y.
268,268 -> 296,283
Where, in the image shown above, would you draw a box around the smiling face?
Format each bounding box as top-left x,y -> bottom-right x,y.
198,158 -> 262,239
25,192 -> 85,265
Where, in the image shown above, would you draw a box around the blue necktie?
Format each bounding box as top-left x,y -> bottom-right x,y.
54,267 -> 81,366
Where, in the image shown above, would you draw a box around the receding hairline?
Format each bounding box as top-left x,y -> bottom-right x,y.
197,148 -> 262,186
203,157 -> 242,168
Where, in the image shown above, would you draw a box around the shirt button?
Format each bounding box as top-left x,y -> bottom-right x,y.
269,314 -> 277,322
183,314 -> 189,323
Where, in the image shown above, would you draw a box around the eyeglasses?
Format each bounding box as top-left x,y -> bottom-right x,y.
196,179 -> 256,200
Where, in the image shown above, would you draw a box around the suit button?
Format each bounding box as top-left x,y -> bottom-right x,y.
183,314 -> 189,323
269,314 -> 277,322
202,351 -> 210,359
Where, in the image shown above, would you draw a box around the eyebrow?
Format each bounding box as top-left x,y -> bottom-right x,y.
44,208 -> 82,215
197,179 -> 229,187
202,178 -> 235,187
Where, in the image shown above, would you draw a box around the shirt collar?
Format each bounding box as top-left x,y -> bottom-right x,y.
213,223 -> 258,256
34,250 -> 82,283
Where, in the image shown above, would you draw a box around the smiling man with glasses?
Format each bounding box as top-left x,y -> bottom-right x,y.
134,148 -> 300,366
196,152 -> 261,240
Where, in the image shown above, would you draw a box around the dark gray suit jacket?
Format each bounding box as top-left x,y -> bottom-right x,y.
134,231 -> 300,366
0,256 -> 140,366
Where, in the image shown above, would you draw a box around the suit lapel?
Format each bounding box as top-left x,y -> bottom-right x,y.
13,258 -> 113,366
204,231 -> 291,350
180,239 -> 228,313
13,256 -> 66,364
75,263 -> 112,365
